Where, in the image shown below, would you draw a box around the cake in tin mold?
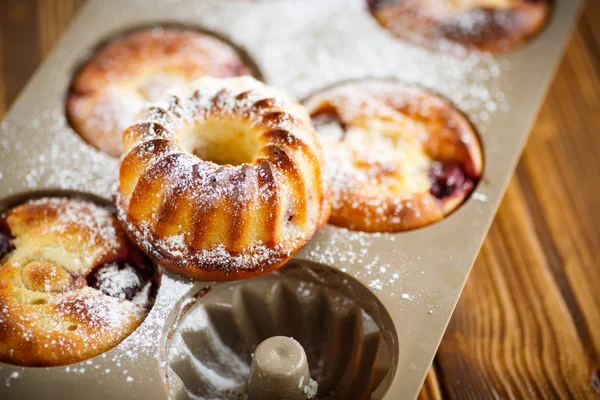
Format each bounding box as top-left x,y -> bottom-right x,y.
0,197 -> 157,367
304,80 -> 482,232
67,26 -> 252,157
115,76 -> 331,280
367,0 -> 551,53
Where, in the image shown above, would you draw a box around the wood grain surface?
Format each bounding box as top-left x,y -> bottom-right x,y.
0,1 -> 599,398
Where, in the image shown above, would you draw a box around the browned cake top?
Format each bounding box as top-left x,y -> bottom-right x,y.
0,197 -> 157,366
368,0 -> 551,53
116,77 -> 330,280
67,26 -> 252,157
304,80 -> 482,232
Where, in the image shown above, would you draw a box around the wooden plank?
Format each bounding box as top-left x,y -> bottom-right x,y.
431,180 -> 595,399
417,367 -> 443,400
0,0 -> 40,109
36,0 -> 84,58
0,20 -> 5,117
421,1 -> 600,398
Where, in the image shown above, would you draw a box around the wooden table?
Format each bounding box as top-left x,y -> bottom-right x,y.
1,1 -> 599,398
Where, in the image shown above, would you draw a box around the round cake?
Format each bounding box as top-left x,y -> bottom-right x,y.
115,76 -> 331,280
0,197 -> 157,366
303,80 -> 483,232
67,26 -> 253,157
367,0 -> 551,53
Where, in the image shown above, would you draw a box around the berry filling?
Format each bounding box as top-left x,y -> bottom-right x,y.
311,110 -> 346,142
429,161 -> 475,199
87,259 -> 154,302
0,215 -> 14,260
366,0 -> 396,10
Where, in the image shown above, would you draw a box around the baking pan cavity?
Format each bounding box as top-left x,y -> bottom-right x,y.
163,261 -> 396,400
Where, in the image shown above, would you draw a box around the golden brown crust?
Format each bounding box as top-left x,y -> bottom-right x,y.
367,0 -> 551,53
67,27 -> 252,157
304,80 -> 482,232
115,77 -> 330,280
0,198 -> 156,366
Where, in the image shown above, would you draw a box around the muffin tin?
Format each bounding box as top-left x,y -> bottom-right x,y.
0,0 -> 584,399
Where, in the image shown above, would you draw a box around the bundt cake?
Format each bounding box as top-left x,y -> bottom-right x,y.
115,76 -> 330,280
67,26 -> 252,157
367,0 -> 551,53
0,197 -> 157,366
303,80 -> 483,232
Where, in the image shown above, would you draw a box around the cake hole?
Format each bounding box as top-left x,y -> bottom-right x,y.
31,299 -> 47,305
178,120 -> 262,166
67,324 -> 78,331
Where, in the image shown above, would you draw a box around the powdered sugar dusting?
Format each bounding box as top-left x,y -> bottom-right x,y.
92,262 -> 142,301
116,273 -> 191,352
127,219 -> 299,274
167,305 -> 250,399
54,289 -> 145,331
297,226 -> 440,309
5,371 -> 19,387
143,0 -> 509,127
303,228 -> 404,293
0,111 -> 117,198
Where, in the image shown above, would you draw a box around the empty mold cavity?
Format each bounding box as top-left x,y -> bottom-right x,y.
65,24 -> 263,158
163,261 -> 397,400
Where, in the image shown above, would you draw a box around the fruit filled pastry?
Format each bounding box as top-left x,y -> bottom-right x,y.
304,80 -> 482,232
115,76 -> 330,280
367,0 -> 551,53
67,26 -> 252,157
0,197 -> 157,366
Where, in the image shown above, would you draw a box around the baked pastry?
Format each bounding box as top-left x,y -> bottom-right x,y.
67,27 -> 252,157
0,197 -> 157,366
115,76 -> 330,280
303,80 -> 482,232
367,0 -> 551,53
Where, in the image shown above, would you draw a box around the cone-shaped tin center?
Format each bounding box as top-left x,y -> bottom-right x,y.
247,336 -> 317,400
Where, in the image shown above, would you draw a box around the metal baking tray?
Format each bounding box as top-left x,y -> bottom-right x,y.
0,0 -> 583,399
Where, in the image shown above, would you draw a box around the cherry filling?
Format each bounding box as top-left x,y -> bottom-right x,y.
366,0 -> 397,10
86,257 -> 155,302
0,215 -> 14,260
311,110 -> 346,142
429,161 -> 475,199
